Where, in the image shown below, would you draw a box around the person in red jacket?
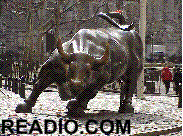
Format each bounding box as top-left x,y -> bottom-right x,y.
161,67 -> 173,94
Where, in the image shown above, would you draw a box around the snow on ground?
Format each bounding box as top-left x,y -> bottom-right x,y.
0,87 -> 182,135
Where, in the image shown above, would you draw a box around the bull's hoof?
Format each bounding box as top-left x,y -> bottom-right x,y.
15,104 -> 32,113
67,100 -> 85,117
67,107 -> 85,117
118,104 -> 134,113
66,100 -> 79,109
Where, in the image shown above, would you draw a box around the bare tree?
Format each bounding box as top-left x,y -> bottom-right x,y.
0,0 -> 107,63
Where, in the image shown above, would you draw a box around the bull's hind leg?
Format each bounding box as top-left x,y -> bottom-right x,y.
15,77 -> 54,113
118,69 -> 137,113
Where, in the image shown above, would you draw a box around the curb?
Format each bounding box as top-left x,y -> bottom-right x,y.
132,126 -> 182,136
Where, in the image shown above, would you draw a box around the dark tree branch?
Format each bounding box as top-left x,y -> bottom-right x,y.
59,2 -> 106,26
59,1 -> 80,16
60,19 -> 88,25
42,17 -> 55,32
63,0 -> 71,10
76,2 -> 106,27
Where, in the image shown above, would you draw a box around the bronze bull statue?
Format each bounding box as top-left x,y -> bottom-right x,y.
16,28 -> 143,116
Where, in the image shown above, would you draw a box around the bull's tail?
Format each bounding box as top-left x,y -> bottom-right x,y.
97,12 -> 121,29
97,12 -> 134,31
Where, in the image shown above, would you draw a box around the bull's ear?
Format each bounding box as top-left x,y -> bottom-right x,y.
57,36 -> 71,63
92,42 -> 109,69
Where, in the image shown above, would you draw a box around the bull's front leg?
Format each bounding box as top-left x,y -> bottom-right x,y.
15,77 -> 54,113
66,88 -> 98,116
66,73 -> 108,116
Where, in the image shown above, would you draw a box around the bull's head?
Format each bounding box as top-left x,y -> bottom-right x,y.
57,36 -> 110,95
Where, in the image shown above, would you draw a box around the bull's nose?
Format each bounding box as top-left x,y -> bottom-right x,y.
70,79 -> 86,88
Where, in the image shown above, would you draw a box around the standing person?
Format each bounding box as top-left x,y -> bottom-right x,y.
36,61 -> 39,71
26,71 -> 29,83
33,73 -> 37,85
173,68 -> 182,95
161,67 -> 173,94
28,61 -> 34,81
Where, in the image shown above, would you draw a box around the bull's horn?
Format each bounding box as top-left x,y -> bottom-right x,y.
57,36 -> 70,61
93,42 -> 109,66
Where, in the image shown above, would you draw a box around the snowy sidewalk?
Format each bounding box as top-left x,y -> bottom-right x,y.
0,87 -> 182,135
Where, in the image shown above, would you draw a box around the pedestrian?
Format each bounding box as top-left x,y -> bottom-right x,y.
28,61 -> 34,80
36,61 -> 39,71
161,67 -> 172,94
20,76 -> 25,83
178,86 -> 182,108
33,73 -> 37,84
26,71 -> 29,83
173,68 -> 182,95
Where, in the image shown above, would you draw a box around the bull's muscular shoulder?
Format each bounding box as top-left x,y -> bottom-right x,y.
62,29 -> 110,57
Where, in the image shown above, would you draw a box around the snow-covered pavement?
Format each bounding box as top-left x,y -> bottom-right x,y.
0,86 -> 182,135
